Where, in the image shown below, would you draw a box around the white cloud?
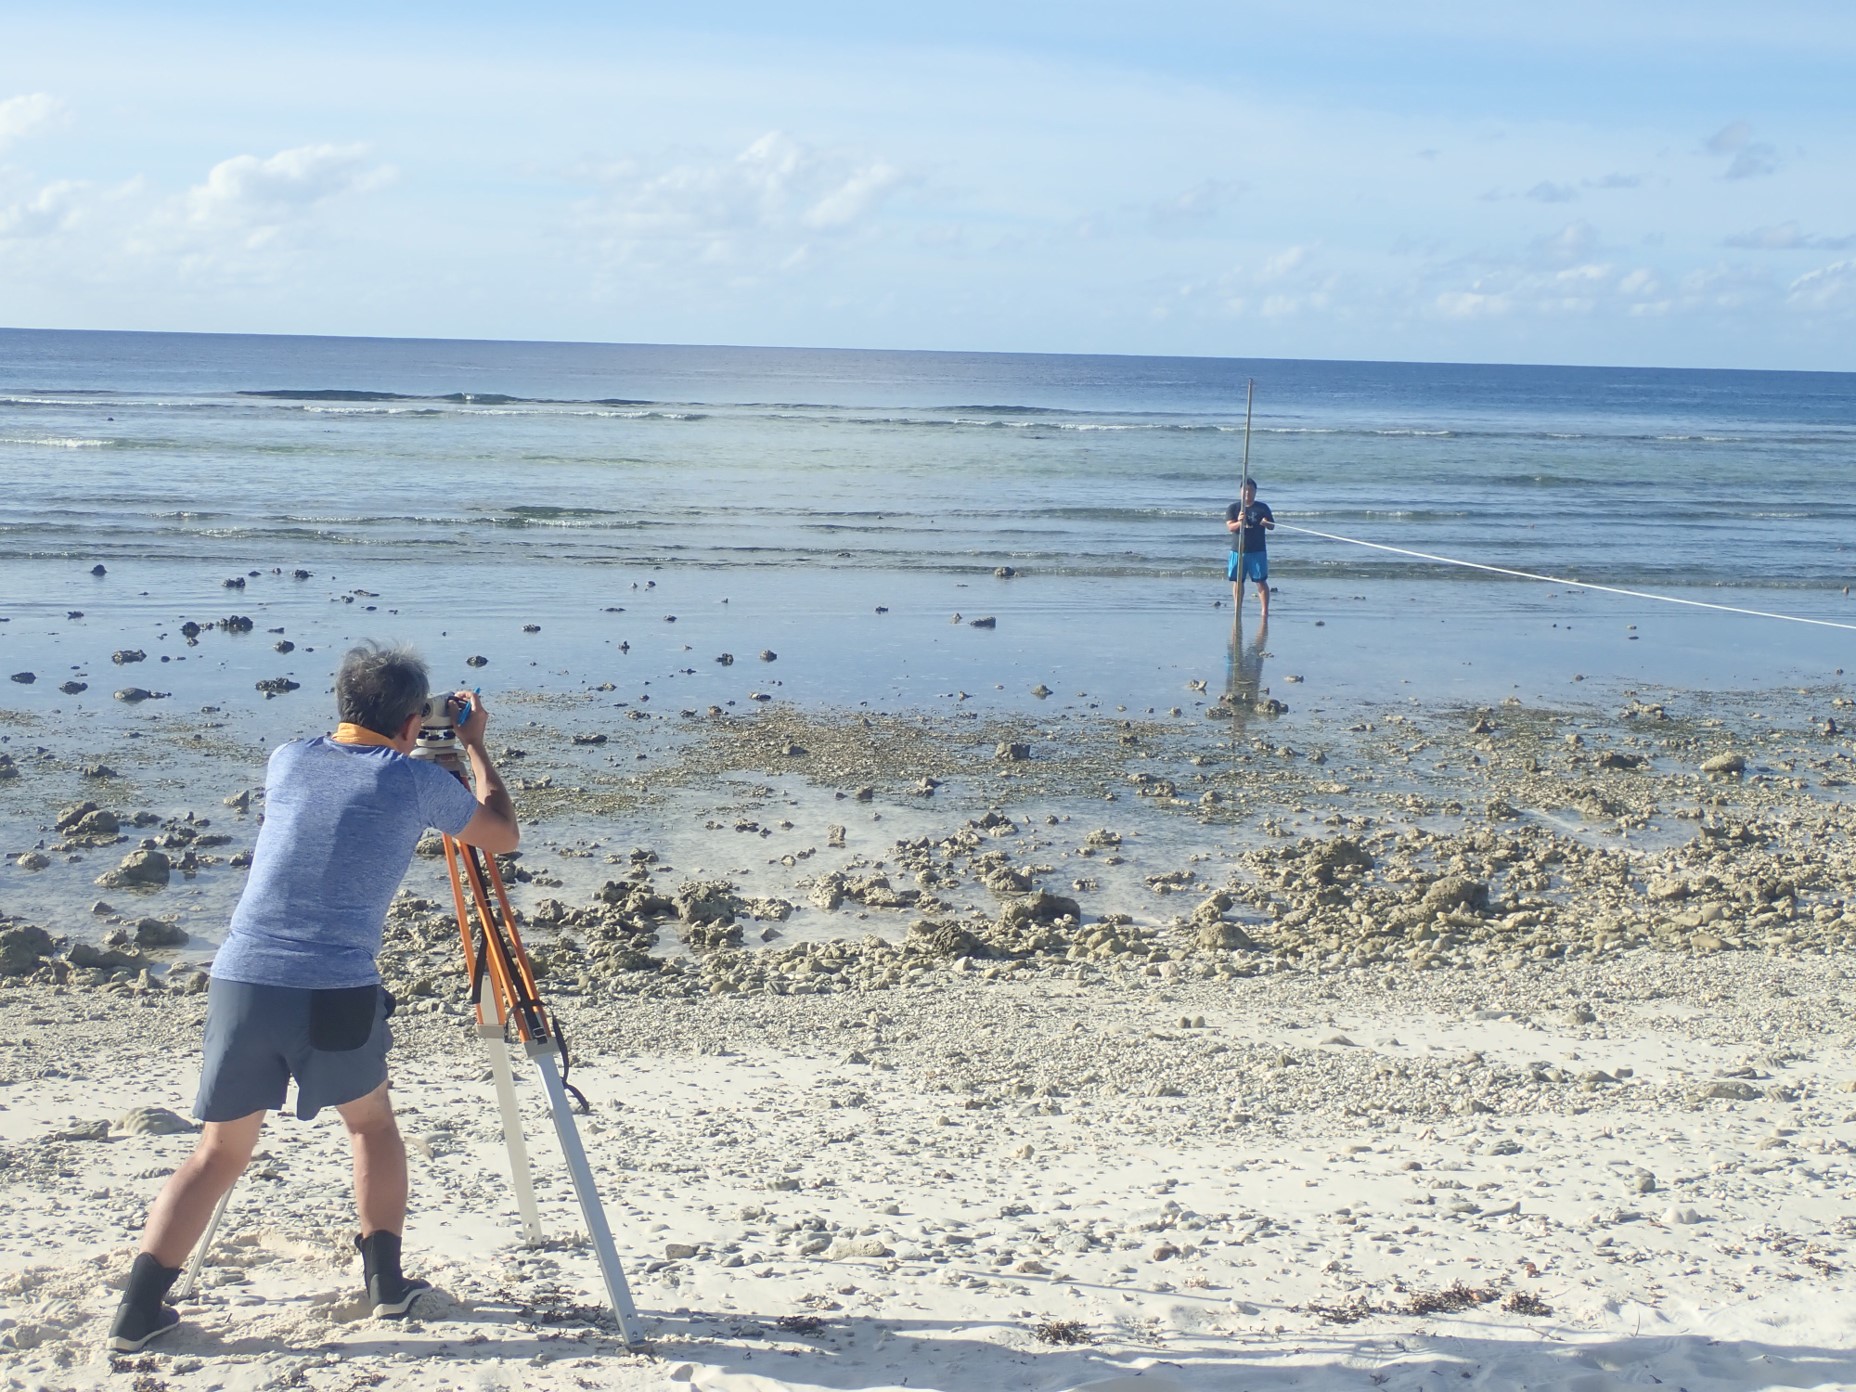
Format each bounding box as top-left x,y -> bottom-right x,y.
575,131 -> 909,281
1436,290 -> 1509,319
1261,245 -> 1307,279
183,144 -> 394,236
0,93 -> 62,150
1555,263 -> 1611,284
0,180 -> 83,238
1526,181 -> 1578,203
803,160 -> 903,230
1787,259 -> 1856,311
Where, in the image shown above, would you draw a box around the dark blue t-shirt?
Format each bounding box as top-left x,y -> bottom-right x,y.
211,738 -> 480,989
1226,499 -> 1273,553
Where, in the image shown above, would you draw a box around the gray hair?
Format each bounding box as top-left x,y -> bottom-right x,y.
335,640 -> 430,735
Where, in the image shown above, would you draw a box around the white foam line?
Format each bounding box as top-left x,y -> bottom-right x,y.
1275,521 -> 1856,633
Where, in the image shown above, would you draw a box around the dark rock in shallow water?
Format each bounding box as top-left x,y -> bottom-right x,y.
1000,890 -> 1082,927
10,672 -> 35,684
90,564 -> 107,576
112,649 -> 146,664
466,655 -> 488,667
179,621 -> 201,639
59,681 -> 87,695
113,687 -> 167,702
759,650 -> 777,662
293,568 -> 312,579
67,941 -> 143,970
223,576 -> 245,588
908,920 -> 988,958
56,802 -> 120,839
676,880 -> 746,925
96,848 -> 171,888
968,616 -> 997,629
135,917 -> 189,948
274,640 -> 294,653
0,923 -> 55,974
255,677 -> 301,696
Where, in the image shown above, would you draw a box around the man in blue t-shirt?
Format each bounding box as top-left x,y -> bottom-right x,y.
109,641 -> 519,1352
1225,478 -> 1275,620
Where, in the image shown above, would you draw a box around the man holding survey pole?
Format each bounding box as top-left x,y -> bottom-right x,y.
1226,477 -> 1275,620
108,641 -> 519,1352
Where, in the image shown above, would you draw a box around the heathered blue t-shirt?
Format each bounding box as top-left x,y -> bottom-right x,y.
210,737 -> 481,990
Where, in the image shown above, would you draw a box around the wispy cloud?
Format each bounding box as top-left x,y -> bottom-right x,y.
0,92 -> 63,150
1705,121 -> 1781,180
1787,259 -> 1856,310
1530,220 -> 1602,268
1724,221 -> 1856,251
1526,181 -> 1578,203
574,132 -> 910,280
1147,178 -> 1244,230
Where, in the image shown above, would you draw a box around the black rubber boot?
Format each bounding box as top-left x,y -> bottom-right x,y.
355,1230 -> 431,1318
107,1253 -> 183,1353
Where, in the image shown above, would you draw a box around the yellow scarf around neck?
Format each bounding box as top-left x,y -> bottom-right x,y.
331,723 -> 400,750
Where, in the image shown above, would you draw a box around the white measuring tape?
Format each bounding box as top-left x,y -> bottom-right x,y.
1272,522 -> 1856,634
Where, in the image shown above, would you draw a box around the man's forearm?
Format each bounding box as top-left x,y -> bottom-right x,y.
466,744 -> 517,828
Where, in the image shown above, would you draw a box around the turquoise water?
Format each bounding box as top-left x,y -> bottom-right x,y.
1,328 -> 1853,715
2,329 -> 1850,958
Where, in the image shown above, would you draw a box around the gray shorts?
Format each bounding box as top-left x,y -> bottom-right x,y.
196,977 -> 394,1122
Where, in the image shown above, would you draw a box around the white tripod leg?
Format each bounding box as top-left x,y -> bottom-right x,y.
528,1042 -> 642,1347
171,1181 -> 236,1301
481,1023 -> 543,1245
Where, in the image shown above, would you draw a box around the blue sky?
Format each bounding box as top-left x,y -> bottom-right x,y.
3,1 -> 1854,369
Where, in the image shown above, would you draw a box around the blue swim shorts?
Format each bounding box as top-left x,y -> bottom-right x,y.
195,977 -> 394,1122
1228,550 -> 1268,583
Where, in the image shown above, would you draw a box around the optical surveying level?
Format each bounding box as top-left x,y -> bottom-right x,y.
409,693 -> 643,1345
174,696 -> 643,1347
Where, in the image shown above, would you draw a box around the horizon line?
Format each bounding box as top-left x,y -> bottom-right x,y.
3,322 -> 1852,380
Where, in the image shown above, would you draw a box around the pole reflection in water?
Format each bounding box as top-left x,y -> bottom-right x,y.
1225,618 -> 1269,720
